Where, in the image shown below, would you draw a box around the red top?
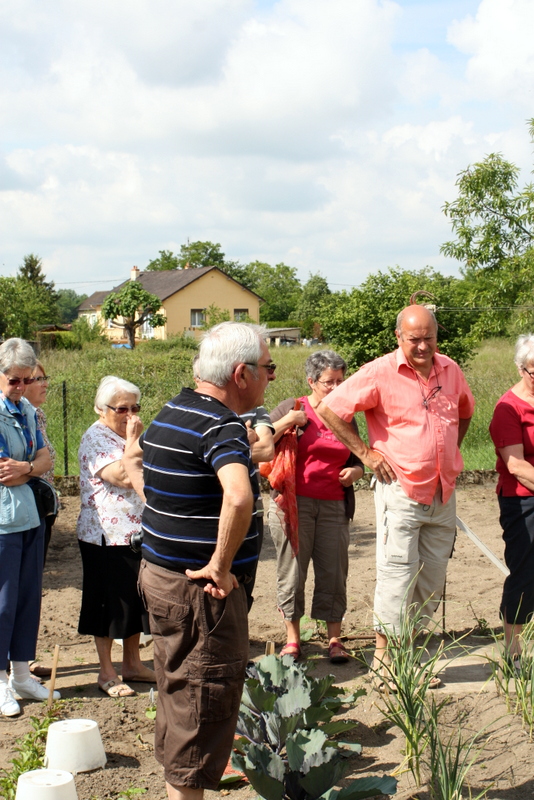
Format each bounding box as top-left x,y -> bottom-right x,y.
323,348 -> 474,505
489,389 -> 534,497
294,397 -> 349,501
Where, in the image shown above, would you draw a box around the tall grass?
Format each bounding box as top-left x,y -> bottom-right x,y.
461,339 -> 517,470
38,337 -> 517,475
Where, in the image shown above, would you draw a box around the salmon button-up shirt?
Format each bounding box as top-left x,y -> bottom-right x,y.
322,348 -> 475,505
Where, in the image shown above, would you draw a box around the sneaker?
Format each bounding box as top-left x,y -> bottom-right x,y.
0,683 -> 21,716
10,675 -> 60,701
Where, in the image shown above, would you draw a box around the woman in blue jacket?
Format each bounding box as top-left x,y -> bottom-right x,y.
0,338 -> 59,717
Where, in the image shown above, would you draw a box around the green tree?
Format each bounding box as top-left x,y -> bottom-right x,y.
242,261 -> 302,323
441,120 -> 534,338
56,289 -> 88,323
146,249 -> 180,271
441,152 -> 534,275
177,240 -> 226,269
18,253 -> 56,294
0,276 -> 59,339
296,272 -> 331,336
101,282 -> 166,349
318,267 -> 474,369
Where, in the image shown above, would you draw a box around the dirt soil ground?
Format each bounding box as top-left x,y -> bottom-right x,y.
1,481 -> 533,800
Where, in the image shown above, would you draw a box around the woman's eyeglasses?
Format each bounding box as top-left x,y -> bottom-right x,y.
34,375 -> 50,383
317,379 -> 344,389
106,404 -> 141,414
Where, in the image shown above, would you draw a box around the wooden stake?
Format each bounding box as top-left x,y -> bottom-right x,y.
47,644 -> 60,709
265,641 -> 275,656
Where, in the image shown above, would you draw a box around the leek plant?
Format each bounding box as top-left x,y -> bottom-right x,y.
370,607 -> 450,785
425,698 -> 490,800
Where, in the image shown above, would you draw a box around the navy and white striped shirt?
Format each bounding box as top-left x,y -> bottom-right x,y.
140,387 -> 259,575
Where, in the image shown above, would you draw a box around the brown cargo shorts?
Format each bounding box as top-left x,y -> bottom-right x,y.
138,560 -> 249,790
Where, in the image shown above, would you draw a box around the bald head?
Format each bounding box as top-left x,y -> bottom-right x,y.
396,305 -> 438,336
395,305 -> 438,377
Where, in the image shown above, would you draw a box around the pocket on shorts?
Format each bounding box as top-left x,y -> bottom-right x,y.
203,593 -> 226,634
187,660 -> 244,723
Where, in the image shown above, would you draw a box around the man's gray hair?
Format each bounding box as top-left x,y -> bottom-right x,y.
94,375 -> 141,413
514,334 -> 534,369
196,321 -> 267,387
305,350 -> 346,383
396,306 -> 438,333
0,338 -> 37,374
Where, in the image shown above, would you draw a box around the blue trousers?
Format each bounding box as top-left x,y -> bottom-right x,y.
0,521 -> 45,664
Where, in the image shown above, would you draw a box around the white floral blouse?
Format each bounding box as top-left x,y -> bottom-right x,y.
77,421 -> 143,546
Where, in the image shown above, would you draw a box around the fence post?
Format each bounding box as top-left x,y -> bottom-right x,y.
62,380 -> 68,476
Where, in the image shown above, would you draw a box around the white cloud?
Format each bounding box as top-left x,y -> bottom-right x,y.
0,0 -> 533,292
448,0 -> 534,105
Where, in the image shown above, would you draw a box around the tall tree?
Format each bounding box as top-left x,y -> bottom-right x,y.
0,276 -> 59,339
296,272 -> 331,336
177,241 -> 226,269
441,120 -> 534,338
146,250 -> 180,271
318,267 -> 474,369
441,131 -> 534,276
101,282 -> 166,349
56,289 -> 88,323
242,261 -> 302,323
18,253 -> 57,293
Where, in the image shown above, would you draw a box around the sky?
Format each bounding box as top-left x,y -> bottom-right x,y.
0,0 -> 533,294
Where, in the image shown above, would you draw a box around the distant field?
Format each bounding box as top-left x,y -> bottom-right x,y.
41,337 -> 517,475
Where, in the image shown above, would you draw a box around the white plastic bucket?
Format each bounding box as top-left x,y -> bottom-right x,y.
15,768 -> 78,800
45,719 -> 107,774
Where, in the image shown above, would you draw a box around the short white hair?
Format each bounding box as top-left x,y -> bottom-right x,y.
0,338 -> 37,374
515,334 -> 534,369
196,322 -> 267,387
94,375 -> 141,413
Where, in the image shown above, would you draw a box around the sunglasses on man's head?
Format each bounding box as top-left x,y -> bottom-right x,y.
106,404 -> 141,414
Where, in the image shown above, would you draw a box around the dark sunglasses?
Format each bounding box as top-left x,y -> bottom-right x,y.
106,404 -> 141,414
4,376 -> 36,386
244,362 -> 277,375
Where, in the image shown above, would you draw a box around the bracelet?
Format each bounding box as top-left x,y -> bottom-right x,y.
28,461 -> 34,475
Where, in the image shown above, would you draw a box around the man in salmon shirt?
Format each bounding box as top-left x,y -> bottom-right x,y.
317,304 -> 475,685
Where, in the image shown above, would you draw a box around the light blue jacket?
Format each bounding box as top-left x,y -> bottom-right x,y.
0,396 -> 40,533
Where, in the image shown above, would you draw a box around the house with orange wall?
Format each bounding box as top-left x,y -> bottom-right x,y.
77,266 -> 262,342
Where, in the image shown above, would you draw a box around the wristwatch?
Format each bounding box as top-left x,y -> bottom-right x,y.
28,461 -> 34,475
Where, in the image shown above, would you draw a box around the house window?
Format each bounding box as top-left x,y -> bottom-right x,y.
141,318 -> 155,339
234,309 -> 248,321
191,309 -> 205,328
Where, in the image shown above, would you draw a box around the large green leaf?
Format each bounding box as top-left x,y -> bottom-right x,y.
308,674 -> 337,705
242,680 -> 277,713
264,709 -> 303,749
235,706 -> 263,742
320,720 -> 359,737
331,741 -> 362,756
286,729 -> 330,773
238,743 -> 286,800
335,775 -> 398,800
302,705 -> 335,727
299,758 -> 348,800
274,684 -> 312,718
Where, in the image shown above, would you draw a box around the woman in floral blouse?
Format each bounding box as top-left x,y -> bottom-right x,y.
77,375 -> 154,698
